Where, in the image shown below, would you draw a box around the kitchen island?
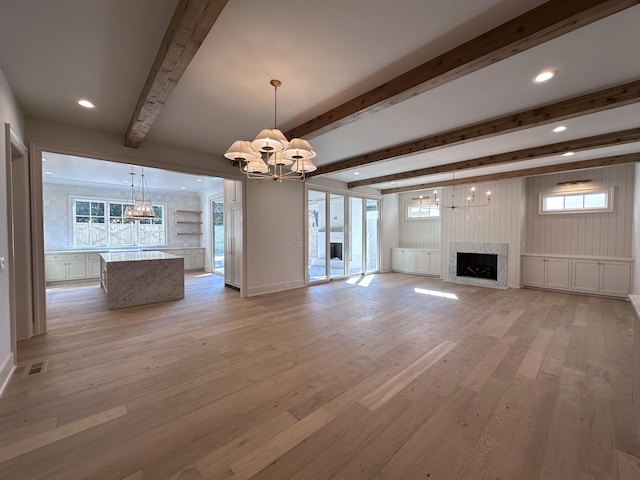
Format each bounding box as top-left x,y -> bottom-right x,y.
100,251 -> 184,309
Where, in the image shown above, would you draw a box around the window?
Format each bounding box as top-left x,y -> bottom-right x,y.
539,188 -> 613,214
73,199 -> 165,247
407,204 -> 440,219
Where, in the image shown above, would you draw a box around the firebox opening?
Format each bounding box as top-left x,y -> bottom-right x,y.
456,252 -> 498,281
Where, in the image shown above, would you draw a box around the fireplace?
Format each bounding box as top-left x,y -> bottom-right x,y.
456,253 -> 498,280
330,242 -> 343,260
449,242 -> 509,289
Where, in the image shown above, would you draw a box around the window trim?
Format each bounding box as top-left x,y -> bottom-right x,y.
406,203 -> 440,220
71,196 -> 167,247
538,187 -> 614,215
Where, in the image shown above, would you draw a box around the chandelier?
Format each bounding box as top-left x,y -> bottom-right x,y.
224,80 -> 317,182
433,173 -> 491,210
124,168 -> 155,219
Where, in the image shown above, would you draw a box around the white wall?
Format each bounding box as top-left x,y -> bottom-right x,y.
440,177 -> 526,288
43,182 -> 202,250
398,191 -> 441,249
633,164 -> 640,294
381,193 -> 399,272
525,165 -> 635,258
0,68 -> 25,395
245,180 -> 305,296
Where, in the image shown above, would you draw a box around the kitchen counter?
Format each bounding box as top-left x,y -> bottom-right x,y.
100,251 -> 184,309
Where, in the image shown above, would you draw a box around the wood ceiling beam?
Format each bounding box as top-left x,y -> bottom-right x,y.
286,0 -> 639,142
124,0 -> 228,148
310,79 -> 640,177
380,153 -> 639,195
348,128 -> 640,188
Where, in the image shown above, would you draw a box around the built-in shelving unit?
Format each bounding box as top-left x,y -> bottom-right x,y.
174,209 -> 202,236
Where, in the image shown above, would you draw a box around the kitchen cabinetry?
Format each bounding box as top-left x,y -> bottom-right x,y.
45,253 -> 87,282
391,248 -> 440,276
224,180 -> 243,289
522,254 -> 632,297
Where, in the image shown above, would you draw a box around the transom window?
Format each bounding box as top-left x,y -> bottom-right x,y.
73,199 -> 165,247
407,204 -> 440,219
539,188 -> 613,214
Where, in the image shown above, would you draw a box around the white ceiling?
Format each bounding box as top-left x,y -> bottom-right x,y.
0,0 -> 638,192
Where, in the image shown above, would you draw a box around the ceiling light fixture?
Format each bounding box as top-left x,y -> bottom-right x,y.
124,169 -> 155,219
433,172 -> 491,210
78,99 -> 95,109
534,70 -> 555,83
224,80 -> 317,182
552,125 -> 567,133
562,151 -> 576,157
353,172 -> 360,175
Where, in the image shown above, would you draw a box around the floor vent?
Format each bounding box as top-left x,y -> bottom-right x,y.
23,360 -> 49,377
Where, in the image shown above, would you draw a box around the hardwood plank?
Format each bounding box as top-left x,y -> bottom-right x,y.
517,328 -> 555,379
229,407 -> 335,479
617,449 -> 640,480
359,340 -> 457,411
0,405 -> 126,463
460,335 -> 517,392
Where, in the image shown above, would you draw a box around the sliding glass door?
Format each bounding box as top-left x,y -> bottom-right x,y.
308,189 -> 379,282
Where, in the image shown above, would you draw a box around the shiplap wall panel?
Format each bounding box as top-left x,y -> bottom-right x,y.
440,178 -> 526,288
525,165 -> 635,258
398,192 -> 441,249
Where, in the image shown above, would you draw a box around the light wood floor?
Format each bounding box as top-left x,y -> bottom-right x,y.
1,272 -> 639,479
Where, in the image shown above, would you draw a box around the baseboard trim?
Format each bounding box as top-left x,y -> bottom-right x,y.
0,351 -> 16,398
247,280 -> 306,297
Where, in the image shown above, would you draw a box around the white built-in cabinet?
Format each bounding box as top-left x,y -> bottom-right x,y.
45,248 -> 206,283
224,180 -> 243,289
521,254 -> 632,297
391,248 -> 441,276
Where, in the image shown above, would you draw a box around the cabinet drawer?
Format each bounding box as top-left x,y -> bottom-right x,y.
46,253 -> 85,262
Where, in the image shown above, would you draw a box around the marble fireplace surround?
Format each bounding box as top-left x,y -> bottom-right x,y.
449,242 -> 508,289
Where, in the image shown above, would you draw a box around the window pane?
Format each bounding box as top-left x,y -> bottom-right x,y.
584,192 -> 606,208
544,196 -> 564,211
76,201 -> 90,215
91,202 -> 104,216
153,206 -> 163,219
90,217 -> 105,223
76,216 -> 89,223
564,194 -> 583,209
407,205 -> 420,217
110,203 -> 122,216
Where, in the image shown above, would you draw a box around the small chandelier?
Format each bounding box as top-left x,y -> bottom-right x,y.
124,168 -> 155,219
433,173 -> 491,210
224,80 -> 317,182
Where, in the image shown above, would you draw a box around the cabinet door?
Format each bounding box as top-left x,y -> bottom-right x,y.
521,257 -> 545,287
428,252 -> 441,275
391,249 -> 404,272
66,260 -> 87,279
404,250 -> 418,273
192,250 -> 205,270
415,251 -> 431,274
571,260 -> 600,293
545,258 -> 570,289
600,262 -> 631,297
45,262 -> 67,282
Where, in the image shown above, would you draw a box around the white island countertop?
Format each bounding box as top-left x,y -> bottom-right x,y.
100,251 -> 179,263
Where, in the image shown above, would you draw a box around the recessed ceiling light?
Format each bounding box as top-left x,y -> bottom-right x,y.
122,180 -> 129,184
180,186 -> 187,190
42,157 -> 48,162
78,99 -> 95,108
196,178 -> 203,182
534,70 -> 555,83
552,125 -> 567,133
562,151 -> 576,157
390,181 -> 396,184
353,171 -> 360,175
44,171 -> 54,175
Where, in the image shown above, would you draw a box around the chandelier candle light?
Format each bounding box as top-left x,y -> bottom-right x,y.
224,80 -> 317,182
124,168 -> 155,219
434,185 -> 491,210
